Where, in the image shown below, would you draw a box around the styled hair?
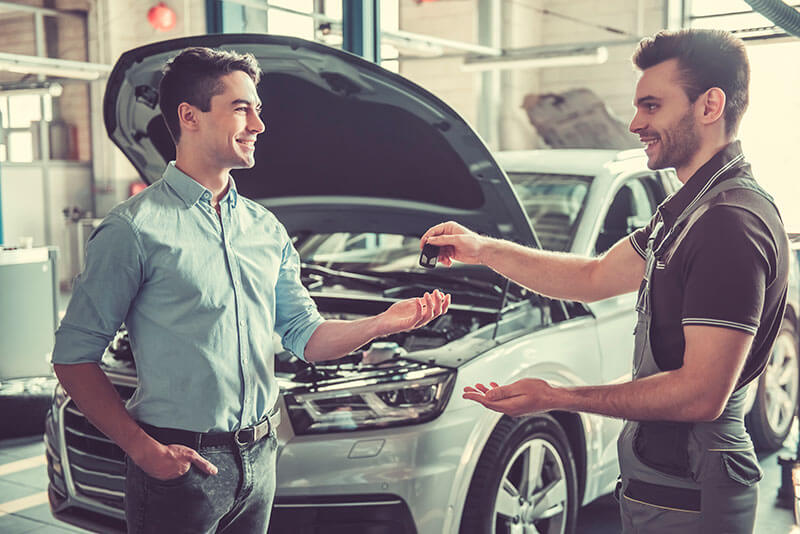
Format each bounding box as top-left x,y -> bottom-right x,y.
159,47 -> 261,143
632,29 -> 749,136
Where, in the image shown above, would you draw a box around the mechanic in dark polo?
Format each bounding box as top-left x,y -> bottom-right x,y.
424,29 -> 788,533
50,47 -> 450,534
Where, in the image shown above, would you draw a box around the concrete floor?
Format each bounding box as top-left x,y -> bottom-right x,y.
0,433 -> 797,534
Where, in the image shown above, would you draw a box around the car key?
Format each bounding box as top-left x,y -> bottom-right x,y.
419,243 -> 440,269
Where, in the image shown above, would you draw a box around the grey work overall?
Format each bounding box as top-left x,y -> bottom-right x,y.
617,175 -> 777,533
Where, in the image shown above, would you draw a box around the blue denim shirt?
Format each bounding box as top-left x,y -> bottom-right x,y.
53,162 -> 324,432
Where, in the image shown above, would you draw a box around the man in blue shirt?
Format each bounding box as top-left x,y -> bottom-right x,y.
52,47 -> 450,534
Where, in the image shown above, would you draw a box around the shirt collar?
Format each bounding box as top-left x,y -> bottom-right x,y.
163,162 -> 238,209
658,140 -> 746,227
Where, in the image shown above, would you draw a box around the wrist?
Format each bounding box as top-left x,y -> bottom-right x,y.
124,427 -> 162,464
477,236 -> 498,266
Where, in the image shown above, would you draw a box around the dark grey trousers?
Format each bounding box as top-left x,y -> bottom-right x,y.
125,433 -> 277,534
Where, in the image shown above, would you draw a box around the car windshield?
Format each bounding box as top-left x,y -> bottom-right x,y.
508,172 -> 592,252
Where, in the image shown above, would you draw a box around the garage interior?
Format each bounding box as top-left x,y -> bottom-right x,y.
1,0 -> 800,533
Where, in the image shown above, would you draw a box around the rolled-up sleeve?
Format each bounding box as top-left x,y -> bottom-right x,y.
273,226 -> 324,361
52,213 -> 145,365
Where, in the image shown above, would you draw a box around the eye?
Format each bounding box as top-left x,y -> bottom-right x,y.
236,107 -> 248,112
646,104 -> 658,112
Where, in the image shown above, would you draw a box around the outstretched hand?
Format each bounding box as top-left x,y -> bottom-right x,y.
462,378 -> 560,417
420,221 -> 486,267
380,289 -> 451,334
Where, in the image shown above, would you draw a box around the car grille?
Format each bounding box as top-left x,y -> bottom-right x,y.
62,383 -> 133,513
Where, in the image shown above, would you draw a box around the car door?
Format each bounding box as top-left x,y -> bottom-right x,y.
585,172 -> 667,463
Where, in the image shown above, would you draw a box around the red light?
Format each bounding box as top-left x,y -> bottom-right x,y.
129,182 -> 147,197
147,2 -> 177,32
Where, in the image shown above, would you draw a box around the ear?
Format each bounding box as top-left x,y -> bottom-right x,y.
177,102 -> 200,133
698,87 -> 726,126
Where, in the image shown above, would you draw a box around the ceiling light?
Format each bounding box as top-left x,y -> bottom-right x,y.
0,81 -> 63,97
0,52 -> 112,81
462,46 -> 608,72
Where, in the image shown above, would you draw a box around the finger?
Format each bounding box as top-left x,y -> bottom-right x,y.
420,223 -> 447,247
462,393 -> 506,413
463,386 -> 481,394
187,449 -> 218,475
486,386 -> 510,401
420,292 -> 435,325
462,392 -> 490,405
427,291 -> 435,317
489,382 -> 499,388
475,383 -> 490,394
425,235 -> 454,247
432,289 -> 444,316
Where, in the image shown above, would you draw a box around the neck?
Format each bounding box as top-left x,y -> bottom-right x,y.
675,134 -> 734,184
174,144 -> 230,203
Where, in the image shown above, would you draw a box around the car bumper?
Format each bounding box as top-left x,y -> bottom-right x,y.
273,407 -> 480,534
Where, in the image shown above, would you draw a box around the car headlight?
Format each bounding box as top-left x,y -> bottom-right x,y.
284,366 -> 456,435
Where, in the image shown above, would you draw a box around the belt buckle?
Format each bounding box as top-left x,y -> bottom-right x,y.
234,427 -> 254,446
234,417 -> 271,446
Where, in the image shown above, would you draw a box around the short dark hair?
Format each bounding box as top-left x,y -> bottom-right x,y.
159,47 -> 262,143
632,29 -> 749,136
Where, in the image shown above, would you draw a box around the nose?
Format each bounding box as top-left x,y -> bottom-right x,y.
249,110 -> 265,134
629,110 -> 644,134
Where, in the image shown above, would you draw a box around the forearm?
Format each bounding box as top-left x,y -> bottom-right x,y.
303,317 -> 383,363
479,238 -> 606,302
555,369 -> 720,422
53,363 -> 158,462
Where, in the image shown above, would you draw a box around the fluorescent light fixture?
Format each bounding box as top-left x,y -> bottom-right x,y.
462,46 -> 608,72
0,81 -> 63,97
0,52 -> 112,81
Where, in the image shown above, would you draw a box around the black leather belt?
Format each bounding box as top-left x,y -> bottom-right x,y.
140,410 -> 281,449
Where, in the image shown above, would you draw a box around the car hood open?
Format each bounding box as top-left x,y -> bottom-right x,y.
104,34 -> 537,245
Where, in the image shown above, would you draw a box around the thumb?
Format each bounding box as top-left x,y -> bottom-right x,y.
187,449 -> 218,475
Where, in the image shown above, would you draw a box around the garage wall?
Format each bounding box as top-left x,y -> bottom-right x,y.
398,0 -> 479,128
0,0 -> 92,162
537,0 -> 665,135
88,0 -> 207,216
398,0 -> 665,151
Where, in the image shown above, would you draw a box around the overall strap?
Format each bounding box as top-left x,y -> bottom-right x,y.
654,177 -> 775,261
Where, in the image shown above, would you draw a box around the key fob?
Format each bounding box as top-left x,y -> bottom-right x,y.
419,243 -> 440,269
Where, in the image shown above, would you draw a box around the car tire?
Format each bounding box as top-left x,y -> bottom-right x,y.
746,319 -> 799,452
459,414 -> 578,534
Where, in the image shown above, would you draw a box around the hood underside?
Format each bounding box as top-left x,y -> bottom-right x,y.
104,34 -> 538,246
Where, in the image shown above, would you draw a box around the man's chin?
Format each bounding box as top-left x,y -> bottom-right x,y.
231,157 -> 256,170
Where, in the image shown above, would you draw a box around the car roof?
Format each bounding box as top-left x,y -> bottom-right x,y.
495,149 -> 647,176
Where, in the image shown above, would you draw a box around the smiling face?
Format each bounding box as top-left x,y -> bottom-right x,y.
629,58 -> 702,172
194,70 -> 265,171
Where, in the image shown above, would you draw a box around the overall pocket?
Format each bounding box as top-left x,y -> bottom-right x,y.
633,421 -> 693,478
718,449 -> 763,487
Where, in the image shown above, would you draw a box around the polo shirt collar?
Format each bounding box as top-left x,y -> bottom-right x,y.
658,140 -> 746,228
163,161 -> 238,209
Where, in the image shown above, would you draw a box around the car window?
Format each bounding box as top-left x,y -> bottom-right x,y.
507,172 -> 593,252
595,178 -> 656,255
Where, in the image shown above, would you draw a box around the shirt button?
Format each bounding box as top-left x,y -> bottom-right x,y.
239,320 -> 245,326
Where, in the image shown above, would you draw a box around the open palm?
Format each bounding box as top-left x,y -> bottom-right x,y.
381,290 -> 451,334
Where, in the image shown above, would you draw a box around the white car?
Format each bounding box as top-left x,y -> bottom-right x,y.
45,34 -> 797,534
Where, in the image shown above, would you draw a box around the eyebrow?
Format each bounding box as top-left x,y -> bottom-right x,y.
231,98 -> 263,110
635,96 -> 661,106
